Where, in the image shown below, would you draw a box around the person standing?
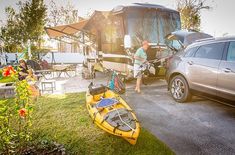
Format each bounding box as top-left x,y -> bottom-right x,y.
15,53 -> 18,63
18,59 -> 29,81
134,41 -> 149,93
5,54 -> 8,64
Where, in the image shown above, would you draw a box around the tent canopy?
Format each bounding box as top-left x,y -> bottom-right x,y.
45,20 -> 89,39
45,11 -> 110,40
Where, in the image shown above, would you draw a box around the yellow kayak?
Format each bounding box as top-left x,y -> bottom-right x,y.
86,84 -> 140,145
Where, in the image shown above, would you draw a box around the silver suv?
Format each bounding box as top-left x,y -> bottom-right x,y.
166,37 -> 235,103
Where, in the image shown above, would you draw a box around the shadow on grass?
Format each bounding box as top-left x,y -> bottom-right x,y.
31,93 -> 174,155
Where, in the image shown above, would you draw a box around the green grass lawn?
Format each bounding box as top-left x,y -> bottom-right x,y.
3,93 -> 174,155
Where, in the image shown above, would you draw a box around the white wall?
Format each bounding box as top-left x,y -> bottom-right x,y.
42,52 -> 84,64
1,52 -> 84,65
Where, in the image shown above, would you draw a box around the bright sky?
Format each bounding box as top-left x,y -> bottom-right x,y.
0,0 -> 235,37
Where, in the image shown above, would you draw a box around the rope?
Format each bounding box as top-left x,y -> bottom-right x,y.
113,97 -> 136,132
94,96 -> 137,136
114,108 -> 136,132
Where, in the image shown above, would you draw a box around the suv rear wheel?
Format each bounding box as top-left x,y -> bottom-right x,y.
169,75 -> 192,103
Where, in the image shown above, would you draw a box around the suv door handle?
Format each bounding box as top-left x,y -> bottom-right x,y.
223,68 -> 231,73
187,61 -> 194,65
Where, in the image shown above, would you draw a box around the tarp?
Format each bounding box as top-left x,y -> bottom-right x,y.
45,20 -> 88,39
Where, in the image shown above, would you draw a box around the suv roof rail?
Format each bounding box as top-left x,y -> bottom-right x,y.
194,37 -> 215,43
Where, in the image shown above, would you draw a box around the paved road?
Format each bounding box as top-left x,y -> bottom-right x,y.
122,80 -> 235,155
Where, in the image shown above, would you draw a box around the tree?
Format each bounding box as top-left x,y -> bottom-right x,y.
47,0 -> 83,26
46,0 -> 84,53
0,0 -> 47,52
0,7 -> 22,52
177,0 -> 211,31
19,0 -> 47,45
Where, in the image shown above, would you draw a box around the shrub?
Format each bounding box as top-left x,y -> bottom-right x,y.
0,65 -> 34,154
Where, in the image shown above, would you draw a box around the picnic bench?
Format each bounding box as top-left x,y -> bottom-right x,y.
34,64 -> 76,80
52,64 -> 73,78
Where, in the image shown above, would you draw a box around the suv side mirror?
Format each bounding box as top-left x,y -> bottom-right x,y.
124,35 -> 131,49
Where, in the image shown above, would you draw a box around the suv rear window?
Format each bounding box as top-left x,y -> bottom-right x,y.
194,42 -> 225,60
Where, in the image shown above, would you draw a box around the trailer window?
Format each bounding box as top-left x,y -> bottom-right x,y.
101,15 -> 124,54
127,9 -> 181,48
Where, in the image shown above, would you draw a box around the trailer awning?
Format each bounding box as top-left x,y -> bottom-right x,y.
45,11 -> 110,40
45,20 -> 89,39
44,11 -> 110,45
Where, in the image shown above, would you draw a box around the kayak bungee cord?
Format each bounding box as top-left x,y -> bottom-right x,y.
114,108 -> 136,133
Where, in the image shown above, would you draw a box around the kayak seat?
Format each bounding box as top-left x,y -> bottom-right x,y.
96,98 -> 119,108
93,94 -> 104,101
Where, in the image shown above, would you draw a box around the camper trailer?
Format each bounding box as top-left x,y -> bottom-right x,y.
45,3 -> 181,78
85,3 -> 181,78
